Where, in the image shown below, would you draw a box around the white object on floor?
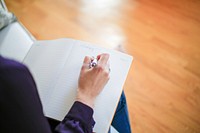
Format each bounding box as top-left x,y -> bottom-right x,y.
0,21 -> 34,62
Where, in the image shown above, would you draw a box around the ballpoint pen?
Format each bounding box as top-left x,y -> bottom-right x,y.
89,58 -> 98,68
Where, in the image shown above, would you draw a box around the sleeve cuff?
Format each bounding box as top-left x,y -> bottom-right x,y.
65,101 -> 95,129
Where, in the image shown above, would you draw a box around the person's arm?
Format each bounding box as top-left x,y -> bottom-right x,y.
55,54 -> 110,133
0,53 -> 110,133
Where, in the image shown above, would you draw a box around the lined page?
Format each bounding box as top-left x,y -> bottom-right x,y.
45,39 -> 133,133
46,40 -> 104,120
23,39 -> 74,112
93,49 -> 132,133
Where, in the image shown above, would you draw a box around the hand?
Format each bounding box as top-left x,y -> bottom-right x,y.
76,53 -> 110,108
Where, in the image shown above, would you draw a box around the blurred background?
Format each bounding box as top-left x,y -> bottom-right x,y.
5,0 -> 200,132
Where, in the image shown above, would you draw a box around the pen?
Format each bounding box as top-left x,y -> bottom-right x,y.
89,58 -> 98,68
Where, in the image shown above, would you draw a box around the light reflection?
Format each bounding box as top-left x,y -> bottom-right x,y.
80,0 -> 122,18
97,24 -> 126,48
78,0 -> 126,49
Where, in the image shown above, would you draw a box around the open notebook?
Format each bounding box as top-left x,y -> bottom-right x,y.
4,38 -> 133,132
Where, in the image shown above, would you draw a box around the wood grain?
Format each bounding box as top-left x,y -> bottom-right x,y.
5,0 -> 200,132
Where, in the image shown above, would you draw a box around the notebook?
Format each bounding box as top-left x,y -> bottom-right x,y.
4,38 -> 133,132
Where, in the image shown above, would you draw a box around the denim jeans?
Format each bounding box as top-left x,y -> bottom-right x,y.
109,91 -> 132,133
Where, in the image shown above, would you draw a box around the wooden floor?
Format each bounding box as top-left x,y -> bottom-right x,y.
6,0 -> 200,132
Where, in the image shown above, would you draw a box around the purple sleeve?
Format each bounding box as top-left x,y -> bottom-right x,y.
55,101 -> 95,133
0,56 -> 95,133
0,56 -> 52,133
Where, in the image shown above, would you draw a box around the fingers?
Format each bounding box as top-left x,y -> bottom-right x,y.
106,61 -> 110,73
83,56 -> 91,64
97,53 -> 110,68
81,54 -> 110,71
82,56 -> 92,70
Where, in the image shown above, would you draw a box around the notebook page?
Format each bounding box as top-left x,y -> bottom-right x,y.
45,39 -> 133,133
23,39 -> 74,111
46,40 -> 103,120
93,49 -> 132,133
